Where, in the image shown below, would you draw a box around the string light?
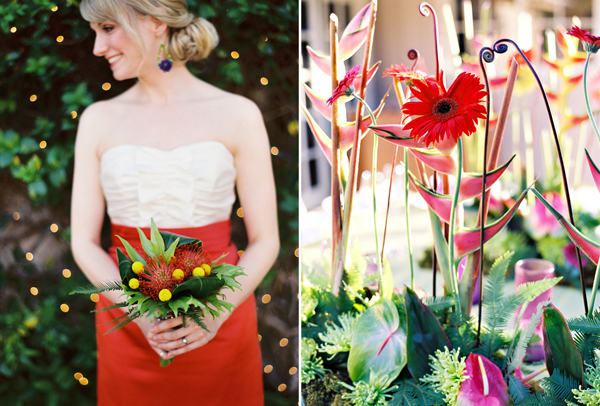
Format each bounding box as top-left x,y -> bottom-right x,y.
26,252 -> 33,261
237,250 -> 244,257
279,338 -> 289,347
278,384 -> 286,392
260,77 -> 268,85
79,378 -> 89,385
289,367 -> 297,375
270,146 -> 279,155
262,294 -> 271,304
264,36 -> 268,42
102,82 -> 111,91
236,207 -> 244,217
287,120 -> 299,136
294,248 -> 299,257
71,111 -> 77,119
63,269 -> 71,278
264,365 -> 273,373
60,304 -> 69,312
10,27 -> 16,33
51,6 -> 58,12
13,212 -> 20,220
50,223 -> 58,232
74,373 -> 83,380
56,36 -> 64,43
30,287 -> 39,296
231,51 -> 239,59
39,141 -> 47,149
258,334 -> 262,342
30,95 -> 37,102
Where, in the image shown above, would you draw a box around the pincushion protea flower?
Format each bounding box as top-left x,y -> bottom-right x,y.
138,255 -> 178,301
567,26 -> 600,54
402,72 -> 487,147
174,243 -> 210,279
327,64 -> 362,105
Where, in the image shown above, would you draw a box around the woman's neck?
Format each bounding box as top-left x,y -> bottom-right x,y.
133,63 -> 200,103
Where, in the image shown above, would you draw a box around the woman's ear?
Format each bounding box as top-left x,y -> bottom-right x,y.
150,17 -> 168,38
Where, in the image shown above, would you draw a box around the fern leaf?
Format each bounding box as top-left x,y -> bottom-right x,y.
445,314 -> 477,354
103,310 -> 141,334
514,392 -> 566,406
423,296 -> 456,312
507,374 -> 533,403
70,280 -> 123,295
573,331 -> 600,367
568,315 -> 600,335
91,301 -> 129,312
389,379 -> 443,406
539,370 -> 579,403
506,301 -> 547,376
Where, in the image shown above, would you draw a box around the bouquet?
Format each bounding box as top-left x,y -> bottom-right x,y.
71,219 -> 245,366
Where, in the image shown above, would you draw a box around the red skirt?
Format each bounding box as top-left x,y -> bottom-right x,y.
96,220 -> 263,405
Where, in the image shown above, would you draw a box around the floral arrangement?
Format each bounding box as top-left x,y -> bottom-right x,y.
301,1 -> 600,405
71,219 -> 245,366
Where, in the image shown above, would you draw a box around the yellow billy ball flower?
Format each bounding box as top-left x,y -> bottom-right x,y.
159,289 -> 172,302
201,263 -> 212,276
131,262 -> 144,274
192,267 -> 205,277
128,278 -> 140,289
172,269 -> 185,280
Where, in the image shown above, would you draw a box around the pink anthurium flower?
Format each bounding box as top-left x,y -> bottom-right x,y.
456,353 -> 509,406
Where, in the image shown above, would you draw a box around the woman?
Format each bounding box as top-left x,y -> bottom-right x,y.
70,0 -> 279,404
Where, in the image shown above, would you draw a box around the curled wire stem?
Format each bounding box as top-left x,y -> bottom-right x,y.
419,2 -> 440,81
484,39 -> 589,315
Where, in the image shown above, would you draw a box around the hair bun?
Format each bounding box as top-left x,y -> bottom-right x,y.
168,16 -> 219,62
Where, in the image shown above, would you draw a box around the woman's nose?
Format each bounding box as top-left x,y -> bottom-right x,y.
93,35 -> 108,57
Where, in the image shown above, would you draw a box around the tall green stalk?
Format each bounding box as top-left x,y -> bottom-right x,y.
448,138 -> 463,313
405,148 -> 414,290
583,53 -> 600,143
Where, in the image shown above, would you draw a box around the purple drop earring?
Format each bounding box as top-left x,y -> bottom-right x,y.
157,44 -> 173,72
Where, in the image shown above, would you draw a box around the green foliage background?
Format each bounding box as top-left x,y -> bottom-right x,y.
0,0 -> 298,404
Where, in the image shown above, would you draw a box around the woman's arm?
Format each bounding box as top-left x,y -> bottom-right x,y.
71,104 -> 161,352
149,98 -> 280,357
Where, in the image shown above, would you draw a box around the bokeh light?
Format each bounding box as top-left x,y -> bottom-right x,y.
262,294 -> 271,304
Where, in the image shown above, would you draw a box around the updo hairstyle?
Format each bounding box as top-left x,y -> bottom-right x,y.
80,0 -> 219,62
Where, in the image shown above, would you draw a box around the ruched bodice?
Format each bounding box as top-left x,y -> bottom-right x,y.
100,141 -> 236,228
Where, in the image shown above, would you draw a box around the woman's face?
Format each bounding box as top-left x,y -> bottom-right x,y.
90,18 -> 159,81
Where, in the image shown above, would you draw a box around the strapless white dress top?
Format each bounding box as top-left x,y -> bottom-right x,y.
100,141 -> 236,228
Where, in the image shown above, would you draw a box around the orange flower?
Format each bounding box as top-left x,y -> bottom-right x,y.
174,244 -> 209,279
138,256 -> 177,301
382,64 -> 428,86
401,72 -> 487,146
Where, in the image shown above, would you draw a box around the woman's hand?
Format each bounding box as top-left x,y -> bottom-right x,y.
135,316 -> 164,357
147,315 -> 227,360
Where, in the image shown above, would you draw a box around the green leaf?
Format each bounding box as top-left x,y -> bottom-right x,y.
115,236 -> 146,266
116,248 -> 134,282
347,298 -> 407,383
428,209 -> 451,295
404,286 -> 452,380
149,218 -> 165,257
164,238 -> 179,262
69,280 -> 122,295
171,277 -> 224,299
543,304 -> 584,386
137,227 -> 156,257
159,231 -> 200,249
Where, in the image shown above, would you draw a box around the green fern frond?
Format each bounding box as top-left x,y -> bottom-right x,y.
539,370 -> 579,403
70,280 -> 123,295
389,379 -> 444,406
91,301 -> 128,312
568,315 -> 600,335
187,311 -> 209,332
574,332 -> 600,367
423,296 -> 456,312
104,310 -> 141,335
506,301 -> 547,376
514,392 -> 565,405
508,374 -> 532,403
445,313 -> 477,354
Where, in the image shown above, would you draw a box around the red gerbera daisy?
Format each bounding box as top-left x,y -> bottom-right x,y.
138,255 -> 178,301
401,72 -> 487,146
382,63 -> 428,87
173,244 -> 209,278
567,25 -> 600,54
326,64 -> 361,105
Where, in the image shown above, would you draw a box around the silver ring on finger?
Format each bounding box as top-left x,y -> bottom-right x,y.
182,337 -> 188,345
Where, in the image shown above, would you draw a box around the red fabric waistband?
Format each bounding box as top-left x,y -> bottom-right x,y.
110,219 -> 235,261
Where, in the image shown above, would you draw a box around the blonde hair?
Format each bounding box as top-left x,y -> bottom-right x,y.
80,0 -> 219,62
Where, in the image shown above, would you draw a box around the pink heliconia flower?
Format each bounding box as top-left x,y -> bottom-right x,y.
456,353 -> 509,406
527,191 -> 567,239
564,242 -> 591,268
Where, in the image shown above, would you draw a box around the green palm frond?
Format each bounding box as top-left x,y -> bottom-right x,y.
70,280 -> 123,295
539,370 -> 579,403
